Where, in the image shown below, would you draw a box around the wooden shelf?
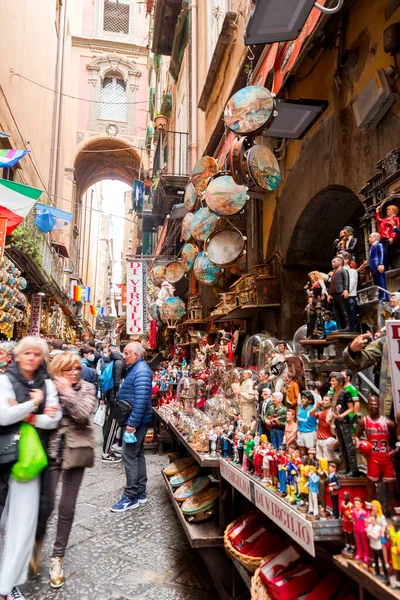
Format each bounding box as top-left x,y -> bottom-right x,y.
334,554 -> 400,600
228,553 -> 252,590
162,469 -> 223,549
153,408 -> 220,468
208,303 -> 280,322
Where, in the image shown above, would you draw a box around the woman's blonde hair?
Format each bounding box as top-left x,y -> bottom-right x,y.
50,352 -> 81,378
14,336 -> 48,357
371,500 -> 383,517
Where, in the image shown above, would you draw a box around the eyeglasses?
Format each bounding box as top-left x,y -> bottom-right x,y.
62,367 -> 82,373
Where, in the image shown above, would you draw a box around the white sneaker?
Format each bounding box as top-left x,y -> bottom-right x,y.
111,443 -> 122,454
7,588 -> 26,600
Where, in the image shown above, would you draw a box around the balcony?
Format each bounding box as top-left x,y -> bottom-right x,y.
152,0 -> 183,55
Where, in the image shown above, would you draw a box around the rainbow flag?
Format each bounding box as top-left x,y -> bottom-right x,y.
73,285 -> 82,302
0,149 -> 30,168
90,305 -> 98,316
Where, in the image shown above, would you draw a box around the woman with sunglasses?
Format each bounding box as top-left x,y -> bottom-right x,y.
32,352 -> 96,589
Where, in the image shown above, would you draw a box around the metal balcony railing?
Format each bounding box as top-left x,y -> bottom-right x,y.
153,129 -> 189,177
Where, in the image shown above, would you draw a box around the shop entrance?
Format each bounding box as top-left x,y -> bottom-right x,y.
280,185 -> 365,338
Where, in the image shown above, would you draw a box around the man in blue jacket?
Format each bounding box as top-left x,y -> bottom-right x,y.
111,342 -> 153,512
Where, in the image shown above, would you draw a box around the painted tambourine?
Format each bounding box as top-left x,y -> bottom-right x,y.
193,251 -> 222,286
181,243 -> 199,272
151,265 -> 166,286
165,261 -> 185,284
163,457 -> 195,478
173,476 -> 211,503
190,207 -> 219,242
191,156 -> 219,193
230,136 -> 255,186
224,85 -> 277,136
181,487 -> 220,522
181,212 -> 194,242
205,172 -> 248,217
184,182 -> 199,212
246,145 -> 281,192
204,226 -> 246,268
169,465 -> 201,488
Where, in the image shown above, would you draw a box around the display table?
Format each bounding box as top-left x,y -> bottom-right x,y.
334,554 -> 400,600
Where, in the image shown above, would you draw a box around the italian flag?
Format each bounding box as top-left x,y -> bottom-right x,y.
0,179 -> 42,234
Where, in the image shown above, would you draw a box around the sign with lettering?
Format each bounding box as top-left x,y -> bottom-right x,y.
30,294 -> 42,336
219,460 -> 253,502
126,260 -> 147,335
386,321 -> 400,419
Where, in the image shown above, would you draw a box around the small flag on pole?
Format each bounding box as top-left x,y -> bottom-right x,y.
84,286 -> 91,303
73,285 -> 82,302
0,179 -> 42,234
90,305 -> 98,316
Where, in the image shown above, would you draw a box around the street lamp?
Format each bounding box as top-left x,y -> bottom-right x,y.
263,99 -> 328,139
245,0 -> 345,45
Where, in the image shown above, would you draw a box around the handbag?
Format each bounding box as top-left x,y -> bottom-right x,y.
11,423 -> 48,482
93,404 -> 106,427
62,418 -> 95,470
0,425 -> 20,467
115,397 -> 132,427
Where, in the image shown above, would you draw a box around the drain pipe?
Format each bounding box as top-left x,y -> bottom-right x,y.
54,0 -> 68,201
189,0 -> 198,167
48,0 -> 64,196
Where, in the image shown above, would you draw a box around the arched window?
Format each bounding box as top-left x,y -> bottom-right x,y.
99,72 -> 127,122
103,0 -> 130,35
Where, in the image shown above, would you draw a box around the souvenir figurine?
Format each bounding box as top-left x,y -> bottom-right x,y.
327,462 -> 341,518
233,431 -> 240,464
352,497 -> 369,563
284,409 -> 298,449
334,226 -> 358,263
355,395 -> 398,509
368,500 -> 388,568
305,466 -> 320,520
341,492 -> 355,557
366,514 -> 389,584
264,392 -> 287,451
208,428 -> 218,458
243,432 -> 255,473
333,228 -> 347,256
231,370 -> 258,427
330,372 -> 360,477
328,255 -> 350,331
253,439 -> 264,477
304,296 -> 315,339
366,232 -> 389,301
376,203 -> 400,269
266,349 -> 288,392
291,448 -> 302,500
298,460 -> 310,512
311,395 -> 337,462
388,517 -> 400,589
304,271 -> 327,340
317,457 -> 329,518
338,249 -> 359,332
285,454 -> 299,505
227,424 -> 235,459
277,444 -> 288,496
297,391 -> 318,456
237,426 -> 246,465
269,445 -> 279,490
262,441 -> 271,484
221,425 -> 230,459
323,310 -> 338,337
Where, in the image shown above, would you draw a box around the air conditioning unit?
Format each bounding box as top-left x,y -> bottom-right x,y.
353,69 -> 397,130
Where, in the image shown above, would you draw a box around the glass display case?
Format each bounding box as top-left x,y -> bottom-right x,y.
177,375 -> 198,415
241,334 -> 278,369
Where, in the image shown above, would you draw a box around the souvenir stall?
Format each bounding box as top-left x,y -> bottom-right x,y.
0,256 -> 28,339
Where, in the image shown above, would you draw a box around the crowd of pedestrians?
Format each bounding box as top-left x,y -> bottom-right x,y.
0,336 -> 153,600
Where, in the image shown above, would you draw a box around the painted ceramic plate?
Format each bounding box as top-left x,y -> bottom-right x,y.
247,145 -> 280,192
151,265 -> 166,285
165,261 -> 185,284
190,208 -> 219,242
162,296 -> 186,321
169,465 -> 201,487
181,487 -> 220,514
205,227 -> 246,267
224,85 -> 275,135
193,251 -> 222,286
173,476 -> 211,502
181,243 -> 199,272
163,457 -> 195,477
181,212 -> 194,242
184,182 -> 198,212
205,174 -> 248,216
191,157 -> 219,193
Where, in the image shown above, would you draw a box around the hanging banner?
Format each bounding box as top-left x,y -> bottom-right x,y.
0,218 -> 7,260
385,321 -> 400,419
30,294 -> 42,336
126,260 -> 147,335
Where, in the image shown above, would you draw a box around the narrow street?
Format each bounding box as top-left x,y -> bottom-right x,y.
23,438 -> 218,600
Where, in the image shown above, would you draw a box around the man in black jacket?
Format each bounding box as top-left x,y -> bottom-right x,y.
102,347 -> 127,463
328,256 -> 350,331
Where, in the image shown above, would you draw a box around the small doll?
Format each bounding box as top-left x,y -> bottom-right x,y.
253,440 -> 264,477
366,514 -> 389,584
352,496 -> 369,563
341,491 -> 355,557
237,426 -> 246,465
233,431 -> 240,464
305,466 -> 320,520
298,460 -> 310,512
388,517 -> 400,589
243,432 -> 255,472
285,455 -> 299,505
277,445 -> 288,496
327,462 -> 341,518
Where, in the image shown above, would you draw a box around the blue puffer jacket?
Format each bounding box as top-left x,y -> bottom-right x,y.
118,357 -> 153,429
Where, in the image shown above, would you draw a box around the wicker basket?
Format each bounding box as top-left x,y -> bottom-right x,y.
250,568 -> 271,600
224,517 -> 274,573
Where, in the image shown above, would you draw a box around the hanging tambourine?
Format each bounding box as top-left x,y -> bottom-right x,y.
224,86 -> 277,136
204,172 -> 249,217
184,182 -> 199,212
190,208 -> 219,242
165,261 -> 185,284
151,265 -> 166,286
181,243 -> 199,272
204,226 -> 246,268
230,137 -> 255,186
193,251 -> 222,286
181,212 -> 194,242
246,145 -> 281,192
191,157 -> 219,193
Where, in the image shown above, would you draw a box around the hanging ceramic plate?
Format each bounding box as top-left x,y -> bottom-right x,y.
162,296 -> 186,321
224,85 -> 276,136
169,465 -> 201,487
230,136 -> 255,186
181,243 -> 199,272
190,207 -> 219,242
173,476 -> 211,502
246,145 -> 281,192
181,212 -> 194,242
184,182 -> 198,212
205,173 -> 248,216
165,261 -> 185,284
163,457 -> 195,477
191,156 -> 219,193
151,265 -> 166,285
205,226 -> 246,267
193,251 -> 222,286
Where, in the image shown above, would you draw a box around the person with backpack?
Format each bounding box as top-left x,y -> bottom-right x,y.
101,346 -> 126,463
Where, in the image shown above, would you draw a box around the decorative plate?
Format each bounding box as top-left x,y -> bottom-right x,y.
205,174 -> 248,216
165,261 -> 185,284
184,182 -> 198,212
151,265 -> 166,285
193,251 -> 222,286
181,212 -> 194,242
190,208 -> 219,242
169,465 -> 202,487
163,456 -> 195,477
246,145 -> 281,192
181,487 -> 220,514
173,476 -> 211,502
191,157 -> 219,193
181,243 -> 199,272
224,85 -> 276,136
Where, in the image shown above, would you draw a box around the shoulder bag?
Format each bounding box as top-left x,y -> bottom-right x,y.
61,417 -> 95,470
0,425 -> 20,467
115,397 -> 132,427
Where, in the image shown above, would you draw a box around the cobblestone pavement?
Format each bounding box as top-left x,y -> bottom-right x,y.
22,442 -> 219,600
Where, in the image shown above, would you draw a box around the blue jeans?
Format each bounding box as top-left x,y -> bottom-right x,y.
271,428 -> 284,451
278,469 -> 287,494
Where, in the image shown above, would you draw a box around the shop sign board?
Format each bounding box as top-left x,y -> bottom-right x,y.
30,294 -> 42,336
386,321 -> 400,418
219,459 -> 253,501
0,218 -> 7,260
126,260 -> 147,335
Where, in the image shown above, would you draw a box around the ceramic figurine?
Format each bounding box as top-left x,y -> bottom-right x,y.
330,372 -> 360,477
253,439 -> 264,477
341,492 -> 355,557
327,462 -> 341,518
243,432 -> 255,472
227,424 -> 235,459
376,203 -> 400,269
233,431 -> 240,463
366,232 -> 389,300
333,226 -> 358,263
261,441 -> 271,484
366,514 -> 389,584
328,255 -> 350,331
284,409 -> 298,449
285,455 -> 299,505
311,395 -> 337,462
305,466 -> 320,520
268,445 -> 278,489
317,457 -> 329,518
297,390 -> 318,456
352,497 -> 369,563
368,500 -> 388,568
304,271 -> 327,340
388,517 -> 400,589
355,394 -> 398,509
277,445 -> 288,496
208,429 -> 218,458
221,425 -> 230,459
298,460 -> 310,513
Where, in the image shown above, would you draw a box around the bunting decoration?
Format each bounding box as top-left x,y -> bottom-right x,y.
0,149 -> 30,168
72,285 -> 91,303
0,179 -> 42,234
34,202 -> 74,233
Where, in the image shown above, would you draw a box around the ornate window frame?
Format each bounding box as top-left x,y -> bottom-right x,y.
94,0 -> 139,43
87,53 -> 141,137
